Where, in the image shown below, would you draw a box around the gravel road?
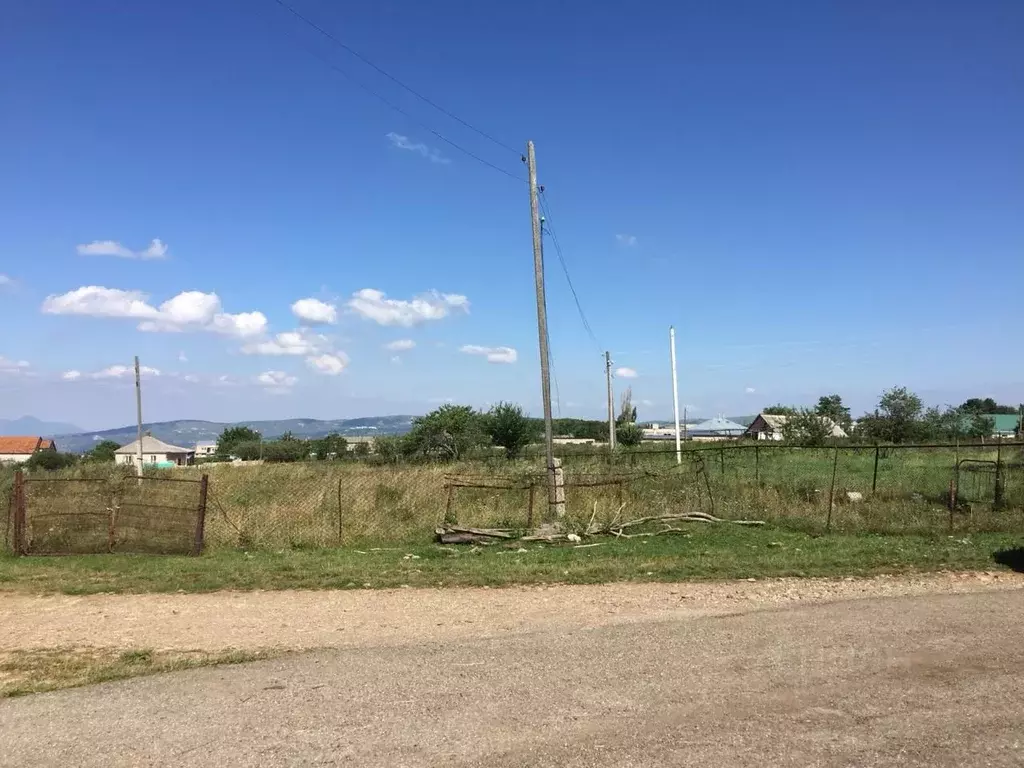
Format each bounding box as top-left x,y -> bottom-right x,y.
1,570 -> 1021,653
1,582 -> 1022,767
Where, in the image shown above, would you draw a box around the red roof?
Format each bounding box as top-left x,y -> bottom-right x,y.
0,436 -> 46,454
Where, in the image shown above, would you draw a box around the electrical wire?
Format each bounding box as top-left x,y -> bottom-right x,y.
271,0 -> 522,157
538,190 -> 602,352
547,328 -> 563,419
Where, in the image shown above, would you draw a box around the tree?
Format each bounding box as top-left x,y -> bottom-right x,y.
615,422 -> 644,447
959,397 -> 1017,415
404,405 -> 488,460
485,402 -> 539,459
217,426 -> 260,457
259,439 -> 308,462
24,451 -> 77,471
858,387 -> 924,443
372,435 -> 405,464
763,404 -> 797,416
780,408 -> 833,446
231,440 -> 262,461
617,387 -> 637,426
815,394 -> 852,431
312,433 -> 347,460
83,440 -> 120,463
352,441 -> 371,458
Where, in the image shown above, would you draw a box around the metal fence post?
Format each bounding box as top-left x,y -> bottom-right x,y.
192,474 -> 209,556
994,442 -> 1005,510
12,470 -> 26,556
826,447 -> 839,533
754,445 -> 760,485
719,447 -> 726,476
872,445 -> 880,494
342,479 -> 350,548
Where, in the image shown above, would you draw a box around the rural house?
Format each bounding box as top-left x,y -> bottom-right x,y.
194,441 -> 218,458
745,413 -> 848,441
0,436 -> 58,464
115,435 -> 195,467
985,414 -> 1021,438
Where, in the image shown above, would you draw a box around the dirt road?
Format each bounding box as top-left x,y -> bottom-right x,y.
2,583 -> 1023,767
1,573 -> 1023,766
1,571 -> 1020,652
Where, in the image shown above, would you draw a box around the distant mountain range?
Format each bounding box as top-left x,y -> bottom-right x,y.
45,416 -> 416,454
0,416 -> 84,436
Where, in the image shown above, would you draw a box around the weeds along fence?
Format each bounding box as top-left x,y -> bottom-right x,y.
4,442 -> 1024,553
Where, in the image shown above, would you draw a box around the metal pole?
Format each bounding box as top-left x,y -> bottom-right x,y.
134,356 -> 144,476
669,326 -> 681,465
872,445 -> 880,493
526,141 -> 558,518
827,446 -> 839,532
605,351 -> 616,452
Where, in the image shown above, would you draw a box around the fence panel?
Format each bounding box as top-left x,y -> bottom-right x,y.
11,473 -> 207,555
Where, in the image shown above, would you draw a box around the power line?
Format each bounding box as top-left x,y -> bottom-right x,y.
270,0 -> 522,157
257,11 -> 526,183
538,190 -> 602,352
547,328 -> 563,419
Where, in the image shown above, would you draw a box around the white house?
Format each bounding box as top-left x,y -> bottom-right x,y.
115,435 -> 195,467
0,436 -> 57,464
194,441 -> 218,458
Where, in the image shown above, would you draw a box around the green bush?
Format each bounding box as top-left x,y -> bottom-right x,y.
24,451 -> 78,471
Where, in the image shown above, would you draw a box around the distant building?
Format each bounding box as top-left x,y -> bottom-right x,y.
687,417 -> 748,442
0,436 -> 58,464
984,414 -> 1021,438
115,435 -> 195,467
194,441 -> 218,458
745,413 -> 847,441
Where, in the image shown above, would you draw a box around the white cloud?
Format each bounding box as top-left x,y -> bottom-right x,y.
386,132 -> 450,164
62,364 -> 161,381
385,339 -> 416,351
745,387 -> 756,394
177,351 -> 188,362
41,286 -> 267,338
615,367 -> 638,378
183,374 -> 200,383
460,344 -> 518,364
615,234 -> 638,247
0,357 -> 30,373
0,274 -> 12,286
77,238 -> 168,259
256,370 -> 297,394
306,353 -> 348,375
640,399 -> 655,407
347,289 -> 469,327
291,298 -> 337,325
242,330 -> 325,357
390,356 -> 402,365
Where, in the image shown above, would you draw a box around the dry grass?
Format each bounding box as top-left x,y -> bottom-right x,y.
0,646 -> 275,697
4,444 -> 1023,552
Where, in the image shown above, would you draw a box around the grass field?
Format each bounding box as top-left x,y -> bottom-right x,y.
4,442 -> 1023,553
1,526 -> 1020,595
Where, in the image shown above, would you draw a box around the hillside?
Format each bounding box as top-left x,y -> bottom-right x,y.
53,416 -> 415,454
0,416 -> 84,436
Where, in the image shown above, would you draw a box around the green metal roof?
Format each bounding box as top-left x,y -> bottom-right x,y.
986,414 -> 1020,434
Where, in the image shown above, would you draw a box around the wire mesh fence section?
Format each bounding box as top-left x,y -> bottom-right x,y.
9,473 -> 207,555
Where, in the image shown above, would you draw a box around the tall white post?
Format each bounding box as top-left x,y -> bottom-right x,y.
669,326 -> 682,465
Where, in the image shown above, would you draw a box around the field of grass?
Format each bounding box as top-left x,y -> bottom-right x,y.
4,443 -> 1023,553
1,526 -> 1020,595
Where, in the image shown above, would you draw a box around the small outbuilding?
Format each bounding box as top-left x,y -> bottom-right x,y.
745,413 -> 848,441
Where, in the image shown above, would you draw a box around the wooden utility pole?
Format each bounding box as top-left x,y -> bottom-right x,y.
134,356 -> 144,476
605,351 -> 616,450
526,141 -> 558,517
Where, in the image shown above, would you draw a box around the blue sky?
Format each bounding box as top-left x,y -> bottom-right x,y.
1,0 -> 1022,430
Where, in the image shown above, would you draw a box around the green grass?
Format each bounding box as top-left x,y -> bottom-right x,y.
0,646 -> 275,697
0,526 -> 1018,595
